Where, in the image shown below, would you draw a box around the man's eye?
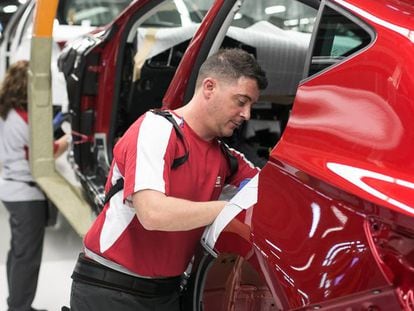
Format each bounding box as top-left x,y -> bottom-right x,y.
238,100 -> 247,106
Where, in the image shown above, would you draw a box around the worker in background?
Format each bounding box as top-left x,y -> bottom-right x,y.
70,48 -> 268,311
0,60 -> 69,311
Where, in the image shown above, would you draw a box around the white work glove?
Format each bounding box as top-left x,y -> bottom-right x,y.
202,174 -> 259,256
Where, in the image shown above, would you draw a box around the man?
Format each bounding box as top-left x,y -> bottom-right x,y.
70,48 -> 267,310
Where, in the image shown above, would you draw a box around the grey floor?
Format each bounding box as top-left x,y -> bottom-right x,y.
0,201 -> 83,311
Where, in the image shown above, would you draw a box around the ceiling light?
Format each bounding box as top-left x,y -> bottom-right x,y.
284,19 -> 299,26
300,18 -> 310,25
265,5 -> 286,15
3,5 -> 18,14
234,13 -> 242,20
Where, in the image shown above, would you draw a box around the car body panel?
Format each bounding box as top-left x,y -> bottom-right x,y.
250,161 -> 396,307
279,0 -> 414,216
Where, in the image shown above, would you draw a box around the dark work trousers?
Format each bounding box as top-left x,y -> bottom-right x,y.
3,200 -> 47,311
70,280 -> 181,311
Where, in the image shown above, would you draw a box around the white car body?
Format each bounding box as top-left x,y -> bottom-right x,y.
0,0 -> 95,111
0,0 -> 130,111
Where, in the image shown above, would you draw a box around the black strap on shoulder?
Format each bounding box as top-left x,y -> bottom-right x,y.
153,109 -> 237,175
218,140 -> 238,178
151,109 -> 189,169
103,178 -> 124,206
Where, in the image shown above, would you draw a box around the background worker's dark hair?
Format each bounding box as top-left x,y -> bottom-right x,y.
0,60 -> 29,120
196,48 -> 268,90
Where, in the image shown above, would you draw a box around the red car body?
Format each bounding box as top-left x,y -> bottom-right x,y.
59,0 -> 414,309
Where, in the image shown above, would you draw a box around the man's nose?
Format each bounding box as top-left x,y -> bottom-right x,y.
240,106 -> 251,121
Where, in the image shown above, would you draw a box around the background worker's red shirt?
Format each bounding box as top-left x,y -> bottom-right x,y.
84,111 -> 258,277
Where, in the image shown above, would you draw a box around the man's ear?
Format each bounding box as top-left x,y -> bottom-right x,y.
202,78 -> 215,98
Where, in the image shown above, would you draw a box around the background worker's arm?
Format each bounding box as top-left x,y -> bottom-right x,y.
53,133 -> 69,159
132,189 -> 227,231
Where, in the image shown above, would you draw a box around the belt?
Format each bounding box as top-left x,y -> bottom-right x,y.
72,253 -> 182,297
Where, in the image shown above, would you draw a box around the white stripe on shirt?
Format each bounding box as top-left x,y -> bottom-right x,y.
134,112 -> 173,194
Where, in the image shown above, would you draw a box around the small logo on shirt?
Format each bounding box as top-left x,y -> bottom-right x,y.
215,176 -> 222,187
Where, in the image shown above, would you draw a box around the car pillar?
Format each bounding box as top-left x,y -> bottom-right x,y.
28,0 -> 93,236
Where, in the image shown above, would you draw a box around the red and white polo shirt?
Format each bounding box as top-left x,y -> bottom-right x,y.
84,111 -> 258,277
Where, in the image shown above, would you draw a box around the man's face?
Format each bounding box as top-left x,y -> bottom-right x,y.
206,76 -> 260,138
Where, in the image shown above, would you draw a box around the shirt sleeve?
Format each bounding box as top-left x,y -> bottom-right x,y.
53,141 -> 59,154
121,112 -> 176,199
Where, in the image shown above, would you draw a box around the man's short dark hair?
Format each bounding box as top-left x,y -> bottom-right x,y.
196,48 -> 268,90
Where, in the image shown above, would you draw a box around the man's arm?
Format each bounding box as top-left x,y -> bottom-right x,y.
132,189 -> 227,231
